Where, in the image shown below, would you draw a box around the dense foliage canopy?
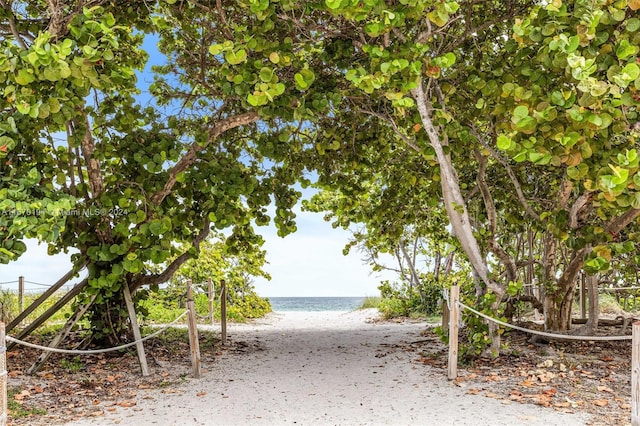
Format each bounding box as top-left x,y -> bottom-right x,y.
1,0 -> 639,350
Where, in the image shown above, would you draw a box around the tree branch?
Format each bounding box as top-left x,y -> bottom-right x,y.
150,111 -> 259,206
469,125 -> 540,221
76,114 -> 104,198
475,149 -> 517,282
0,0 -> 27,49
606,207 -> 640,235
357,109 -> 422,152
135,219 -> 211,289
412,80 -> 500,295
568,191 -> 592,229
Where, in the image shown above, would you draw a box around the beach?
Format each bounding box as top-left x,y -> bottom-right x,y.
65,309 -> 591,426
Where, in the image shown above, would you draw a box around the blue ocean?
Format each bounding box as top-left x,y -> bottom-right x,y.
267,297 -> 365,312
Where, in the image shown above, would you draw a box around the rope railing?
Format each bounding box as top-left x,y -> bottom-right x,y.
5,311 -> 188,355
458,301 -> 633,341
443,284 -> 640,425
24,281 -> 54,287
442,288 -> 633,341
601,286 -> 640,292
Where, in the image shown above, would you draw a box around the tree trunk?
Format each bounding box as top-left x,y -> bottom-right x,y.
544,287 -> 575,331
574,274 -> 599,335
412,83 -> 502,298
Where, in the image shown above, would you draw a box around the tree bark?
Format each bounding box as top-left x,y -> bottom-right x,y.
411,82 -> 502,298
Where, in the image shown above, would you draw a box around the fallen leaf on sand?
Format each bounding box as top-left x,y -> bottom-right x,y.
593,399 -> 609,407
542,388 -> 557,397
14,390 -> 30,401
196,392 -> 208,397
119,400 -> 137,408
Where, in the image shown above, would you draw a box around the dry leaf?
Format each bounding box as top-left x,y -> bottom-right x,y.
196,391 -> 208,397
509,391 -> 523,402
466,388 -> 481,395
597,386 -> 613,393
119,400 -> 137,408
106,375 -> 116,382
542,388 -> 557,397
593,399 -> 609,407
14,390 -> 30,401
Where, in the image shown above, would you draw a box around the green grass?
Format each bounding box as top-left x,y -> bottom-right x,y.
8,388 -> 47,418
0,289 -> 73,325
358,296 -> 381,310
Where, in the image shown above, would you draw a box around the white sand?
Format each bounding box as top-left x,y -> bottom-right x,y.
66,310 -> 591,426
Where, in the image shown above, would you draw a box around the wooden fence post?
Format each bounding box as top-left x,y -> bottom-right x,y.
123,284 -> 149,376
633,321 -> 640,426
17,276 -> 24,317
220,280 -> 227,345
208,278 -> 214,326
7,267 -> 84,334
0,323 -> 6,426
186,280 -> 201,378
441,298 -> 450,331
580,274 -> 587,320
448,285 -> 460,380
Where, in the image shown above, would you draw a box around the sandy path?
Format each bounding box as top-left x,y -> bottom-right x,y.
66,310 -> 590,426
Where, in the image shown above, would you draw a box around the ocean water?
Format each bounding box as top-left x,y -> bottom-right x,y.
267,297 -> 365,312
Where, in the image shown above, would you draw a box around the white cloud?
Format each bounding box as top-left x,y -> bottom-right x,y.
0,240 -> 82,293
253,210 -> 396,297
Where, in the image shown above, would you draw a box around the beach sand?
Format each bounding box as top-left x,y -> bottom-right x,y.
65,310 -> 591,426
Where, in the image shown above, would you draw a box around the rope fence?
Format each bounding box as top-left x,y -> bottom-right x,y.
0,276 -> 224,425
5,311 -> 188,355
458,301 -> 633,342
443,285 -> 639,426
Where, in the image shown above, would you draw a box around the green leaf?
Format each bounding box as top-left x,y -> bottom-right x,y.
247,93 -> 268,106
259,67 -> 274,83
514,116 -> 537,134
15,69 -> 35,85
513,105 -> 529,120
496,134 -> 513,151
441,52 -> 456,67
268,52 -> 280,64
225,49 -> 247,65
627,18 -> 640,32
325,0 -> 342,9
294,69 -> 315,91
623,63 -> 640,81
209,44 -> 224,55
616,40 -> 638,60
567,35 -> 580,53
